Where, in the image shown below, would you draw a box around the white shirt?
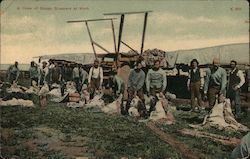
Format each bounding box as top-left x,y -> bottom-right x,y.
88,66 -> 103,85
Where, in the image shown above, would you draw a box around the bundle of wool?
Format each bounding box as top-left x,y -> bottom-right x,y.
25,86 -> 39,94
38,84 -> 49,96
65,81 -> 77,93
149,94 -> 175,124
102,94 -> 123,114
85,93 -> 104,109
0,98 -> 34,107
203,95 -> 249,132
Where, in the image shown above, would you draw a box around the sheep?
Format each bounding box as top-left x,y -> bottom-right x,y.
203,94 -> 249,131
149,94 -> 175,125
128,96 -> 146,118
85,92 -> 104,109
0,98 -> 34,107
102,94 -> 123,114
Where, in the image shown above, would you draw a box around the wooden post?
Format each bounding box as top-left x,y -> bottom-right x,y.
85,21 -> 96,58
140,12 -> 148,54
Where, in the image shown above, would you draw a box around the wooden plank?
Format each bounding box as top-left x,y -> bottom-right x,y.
104,11 -> 152,15
67,18 -> 116,23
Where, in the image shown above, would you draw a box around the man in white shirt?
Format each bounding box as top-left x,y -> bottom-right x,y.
88,59 -> 103,99
227,60 -> 245,118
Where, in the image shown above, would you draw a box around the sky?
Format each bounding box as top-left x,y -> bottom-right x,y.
0,0 -> 249,64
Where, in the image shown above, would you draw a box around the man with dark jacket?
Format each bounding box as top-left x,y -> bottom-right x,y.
227,60 -> 245,118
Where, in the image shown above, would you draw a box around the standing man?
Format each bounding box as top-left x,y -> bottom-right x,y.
80,66 -> 89,85
64,63 -> 73,82
187,59 -> 204,111
51,62 -> 62,84
7,61 -> 20,84
73,64 -> 81,93
88,59 -> 103,99
29,61 -> 39,86
47,60 -> 55,89
146,60 -> 167,113
227,60 -> 245,118
125,62 -> 147,116
39,61 -> 49,86
204,58 -> 227,110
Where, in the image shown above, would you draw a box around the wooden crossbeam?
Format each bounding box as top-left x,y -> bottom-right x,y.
104,11 -> 152,15
67,18 -> 116,23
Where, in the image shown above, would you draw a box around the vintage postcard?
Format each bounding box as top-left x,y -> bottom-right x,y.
0,0 -> 249,158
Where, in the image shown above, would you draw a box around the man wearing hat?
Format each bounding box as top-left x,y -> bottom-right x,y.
204,58 -> 227,110
88,59 -> 103,99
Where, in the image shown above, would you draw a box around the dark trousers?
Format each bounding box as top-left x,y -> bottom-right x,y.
190,81 -> 203,108
149,87 -> 162,113
9,74 -> 17,84
208,85 -> 220,108
60,80 -> 65,96
89,78 -> 100,99
74,77 -> 80,93
227,89 -> 241,116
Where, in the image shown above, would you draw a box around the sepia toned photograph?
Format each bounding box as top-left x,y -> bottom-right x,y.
0,0 -> 249,158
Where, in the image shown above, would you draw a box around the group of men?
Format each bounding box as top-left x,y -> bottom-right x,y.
7,57 -> 246,118
188,58 -> 245,119
7,59 -> 102,100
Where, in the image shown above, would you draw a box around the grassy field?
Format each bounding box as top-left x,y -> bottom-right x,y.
1,103 -> 182,159
1,101 -> 249,159
1,79 -> 250,159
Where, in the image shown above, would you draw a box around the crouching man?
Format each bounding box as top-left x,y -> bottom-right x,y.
125,62 -> 147,117
146,60 -> 167,114
109,71 -> 125,98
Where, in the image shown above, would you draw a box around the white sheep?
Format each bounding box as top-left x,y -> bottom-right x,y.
128,96 -> 142,117
85,92 -> 104,108
102,94 -> 123,114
